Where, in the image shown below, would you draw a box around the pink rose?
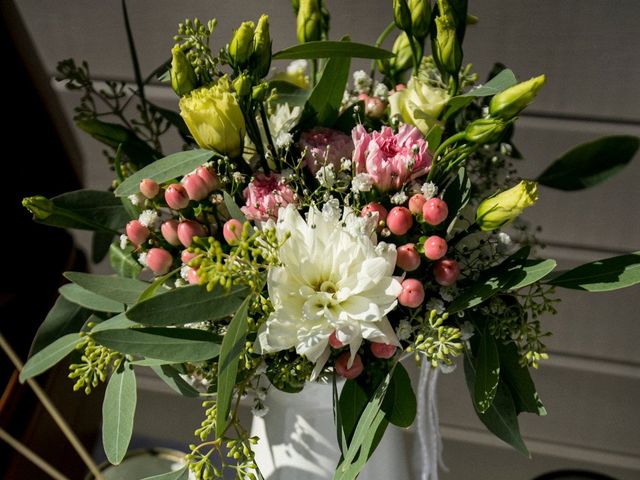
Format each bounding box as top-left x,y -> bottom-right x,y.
241,174 -> 297,222
299,127 -> 354,174
352,124 -> 431,191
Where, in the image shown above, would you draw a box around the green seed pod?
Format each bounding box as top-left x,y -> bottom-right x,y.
489,74 -> 546,120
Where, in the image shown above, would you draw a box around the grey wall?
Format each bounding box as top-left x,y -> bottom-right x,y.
14,1 -> 640,479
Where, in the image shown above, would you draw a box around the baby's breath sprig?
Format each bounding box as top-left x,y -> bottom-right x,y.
68,331 -> 123,395
406,309 -> 464,367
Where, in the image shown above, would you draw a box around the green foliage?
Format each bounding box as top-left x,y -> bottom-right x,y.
408,310 -> 463,367
109,243 -> 142,279
19,333 -> 81,383
63,272 -> 148,305
273,40 -> 394,59
59,283 -> 125,313
102,362 -> 137,465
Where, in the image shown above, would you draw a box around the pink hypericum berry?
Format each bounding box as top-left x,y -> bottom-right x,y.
196,165 -> 220,191
396,243 -> 421,271
365,97 -> 386,119
181,250 -> 198,264
146,248 -> 173,275
164,184 -> 189,210
422,198 -> 449,226
177,220 -> 205,248
335,352 -> 364,380
183,174 -> 209,201
139,178 -> 160,199
161,220 -> 181,246
433,258 -> 461,286
125,220 -> 149,247
408,194 -> 427,214
424,236 -> 448,260
395,84 -> 406,91
223,219 -> 244,245
399,278 -> 425,308
360,202 -> 388,231
387,207 -> 413,236
328,331 -> 344,349
370,342 -> 397,359
187,268 -> 200,285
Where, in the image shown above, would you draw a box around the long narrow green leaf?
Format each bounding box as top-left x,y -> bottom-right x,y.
92,327 -> 221,363
151,365 -> 200,397
59,283 -> 125,313
115,150 -> 214,197
223,191 -> 247,222
64,272 -> 148,305
19,333 -> 80,382
216,295 -> 251,437
546,251 -> 640,292
474,330 -> 500,414
497,342 -> 546,416
102,363 -> 137,465
91,313 -> 139,333
382,363 -> 416,427
109,243 -> 142,279
136,268 -> 179,303
126,284 -> 249,326
274,40 -> 394,60
141,466 -> 190,480
29,296 -> 91,357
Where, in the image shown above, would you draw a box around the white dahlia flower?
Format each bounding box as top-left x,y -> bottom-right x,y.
257,202 -> 402,377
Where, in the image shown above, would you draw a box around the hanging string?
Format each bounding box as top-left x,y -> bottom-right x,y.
416,360 -> 447,480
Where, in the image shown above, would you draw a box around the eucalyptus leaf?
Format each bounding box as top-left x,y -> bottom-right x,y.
91,313 -> 139,333
338,378 -> 369,449
546,251 -> 640,292
59,283 -> 125,313
273,41 -> 394,60
537,136 -> 639,191
137,268 -> 179,303
269,80 -> 310,108
497,342 -> 546,416
29,296 -> 91,357
19,333 -> 80,382
109,243 -> 142,279
151,365 -> 200,397
64,272 -> 149,305
92,231 -> 114,263
141,466 -> 190,480
473,330 -> 500,414
114,149 -> 214,197
216,295 -> 251,436
126,284 -> 249,326
92,327 -> 221,363
222,191 -> 246,222
102,363 -> 137,465
444,69 -> 517,120
443,167 -> 471,228
382,363 -> 416,427
464,352 -> 529,456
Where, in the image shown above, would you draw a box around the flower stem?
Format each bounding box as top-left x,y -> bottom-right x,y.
369,21 -> 396,79
0,427 -> 70,480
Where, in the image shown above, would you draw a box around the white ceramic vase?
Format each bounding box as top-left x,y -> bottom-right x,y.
250,380 -> 411,480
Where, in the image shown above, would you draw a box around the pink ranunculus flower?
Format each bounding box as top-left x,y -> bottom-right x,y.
241,174 -> 297,222
299,127 -> 354,174
352,124 -> 431,192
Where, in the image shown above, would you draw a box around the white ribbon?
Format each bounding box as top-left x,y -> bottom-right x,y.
416,361 -> 448,480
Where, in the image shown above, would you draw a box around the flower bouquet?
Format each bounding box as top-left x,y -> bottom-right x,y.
20,1 -> 640,479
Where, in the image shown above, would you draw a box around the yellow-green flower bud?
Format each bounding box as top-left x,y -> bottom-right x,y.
251,82 -> 269,102
251,15 -> 272,79
489,75 -> 546,120
22,196 -> 54,220
229,21 -> 255,68
297,0 -> 322,43
233,73 -> 252,97
389,76 -> 450,134
434,13 -> 462,75
464,118 -> 505,144
409,0 -> 431,39
476,180 -> 539,231
392,32 -> 416,73
179,77 -> 246,158
393,0 -> 412,32
170,45 -> 198,97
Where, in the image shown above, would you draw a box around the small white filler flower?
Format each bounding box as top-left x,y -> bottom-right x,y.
257,203 -> 402,376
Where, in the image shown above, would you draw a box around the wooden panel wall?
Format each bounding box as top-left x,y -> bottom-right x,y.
14,1 -> 640,479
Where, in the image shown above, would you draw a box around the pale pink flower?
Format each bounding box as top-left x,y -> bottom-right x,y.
241,174 -> 297,222
352,124 -> 431,192
299,127 -> 354,174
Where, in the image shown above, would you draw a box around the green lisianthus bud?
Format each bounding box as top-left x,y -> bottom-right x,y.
252,82 -> 269,102
229,21 -> 255,68
233,73 -> 252,97
476,180 -> 539,231
490,75 -> 546,120
297,0 -> 322,43
391,32 -> 415,73
434,13 -> 462,75
465,118 -> 506,144
251,15 -> 272,79
22,196 -> 54,220
409,0 -> 431,39
179,77 -> 246,158
393,0 -> 412,32
170,45 -> 198,97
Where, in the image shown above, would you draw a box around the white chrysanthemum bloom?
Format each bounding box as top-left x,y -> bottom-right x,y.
257,203 -> 402,376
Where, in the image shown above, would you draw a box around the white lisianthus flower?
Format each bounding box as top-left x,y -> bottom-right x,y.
257,203 -> 402,376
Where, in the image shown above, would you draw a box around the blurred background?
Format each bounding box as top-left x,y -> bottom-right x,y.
1,0 -> 639,479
